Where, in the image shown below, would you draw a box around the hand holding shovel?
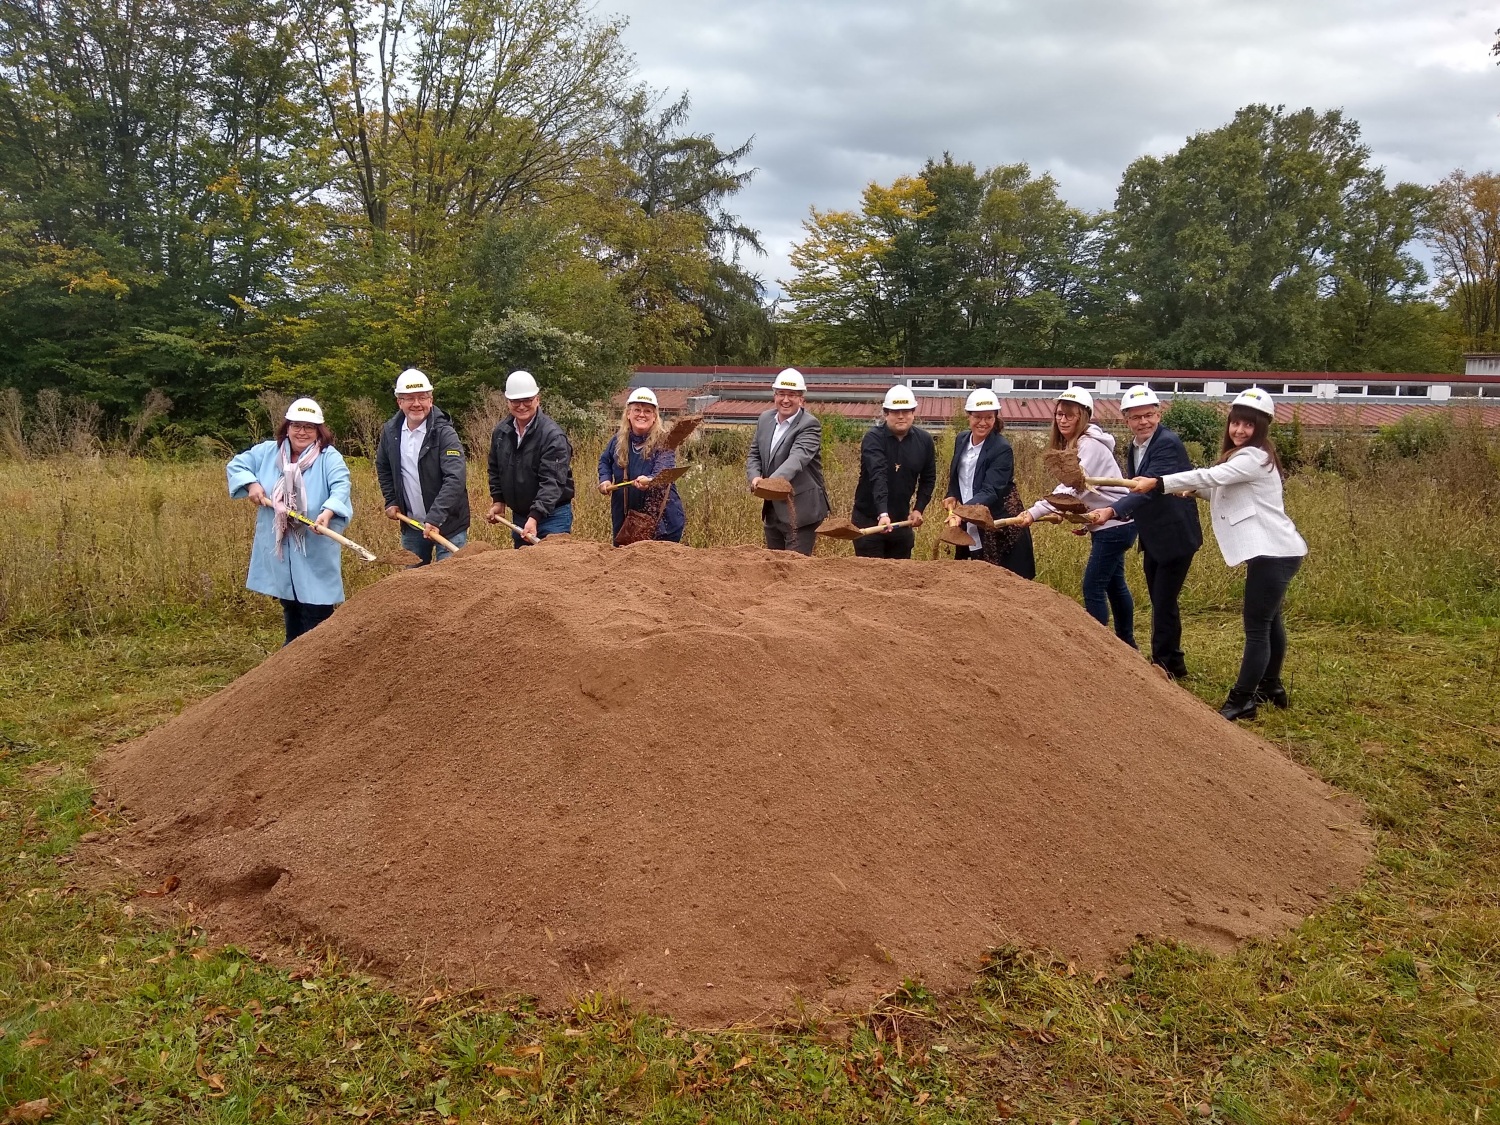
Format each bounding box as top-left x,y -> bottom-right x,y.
389,512 -> 462,555
601,464 -> 692,494
486,502 -> 540,544
282,508 -> 377,562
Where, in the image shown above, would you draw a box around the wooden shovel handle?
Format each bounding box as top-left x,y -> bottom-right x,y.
855,519 -> 918,536
492,513 -> 539,544
393,512 -> 459,554
284,509 -> 376,562
1084,477 -> 1136,489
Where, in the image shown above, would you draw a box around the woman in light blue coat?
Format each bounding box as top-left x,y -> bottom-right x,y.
226,397 -> 353,644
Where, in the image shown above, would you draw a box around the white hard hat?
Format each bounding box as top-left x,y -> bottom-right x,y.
504,370 -> 540,400
1056,386 -> 1094,413
395,367 -> 433,394
626,387 -> 659,407
285,397 -> 325,425
882,385 -> 917,410
1231,386 -> 1276,418
771,367 -> 806,392
964,388 -> 1001,412
1119,384 -> 1160,411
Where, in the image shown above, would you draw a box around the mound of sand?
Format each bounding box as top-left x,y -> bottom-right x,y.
99,541 -> 1369,1024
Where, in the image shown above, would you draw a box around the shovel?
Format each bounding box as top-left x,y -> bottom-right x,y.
602,464 -> 693,494
815,517 -> 918,541
390,512 -> 462,555
1042,446 -> 1135,491
489,511 -> 540,545
282,508 -> 377,562
751,476 -> 794,501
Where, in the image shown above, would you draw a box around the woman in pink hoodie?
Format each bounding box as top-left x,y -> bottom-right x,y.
1017,387 -> 1136,646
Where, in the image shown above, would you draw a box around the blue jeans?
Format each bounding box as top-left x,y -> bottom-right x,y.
513,503 -> 573,548
400,524 -> 467,565
1083,522 -> 1137,646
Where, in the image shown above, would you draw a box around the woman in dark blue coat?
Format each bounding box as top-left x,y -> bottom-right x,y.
596,388 -> 686,545
942,389 -> 1035,578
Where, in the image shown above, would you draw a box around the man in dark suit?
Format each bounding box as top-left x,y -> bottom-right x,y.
745,368 -> 830,554
1089,385 -> 1202,678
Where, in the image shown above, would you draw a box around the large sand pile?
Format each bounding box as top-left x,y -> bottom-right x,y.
99,541 -> 1369,1024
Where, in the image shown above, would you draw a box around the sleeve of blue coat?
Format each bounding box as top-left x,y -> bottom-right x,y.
321,449 -> 354,525
597,436 -> 617,485
1113,432 -> 1193,519
226,442 -> 270,498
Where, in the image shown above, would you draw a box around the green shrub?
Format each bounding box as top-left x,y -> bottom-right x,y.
1370,413 -> 1451,460
815,410 -> 865,444
1161,400 -> 1225,460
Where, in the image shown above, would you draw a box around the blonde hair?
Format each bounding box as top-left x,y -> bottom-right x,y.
1046,401 -> 1090,450
615,403 -> 665,469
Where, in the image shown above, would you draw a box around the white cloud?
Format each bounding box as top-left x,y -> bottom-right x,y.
601,0 -> 1500,294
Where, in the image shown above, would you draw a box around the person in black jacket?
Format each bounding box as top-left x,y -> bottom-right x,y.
1087,385 -> 1202,678
942,389 -> 1035,578
375,368 -> 470,564
485,370 -> 575,546
850,385 -> 936,559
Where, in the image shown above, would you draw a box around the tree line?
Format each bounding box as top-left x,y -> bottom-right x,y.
783,106 -> 1497,378
2,1 -> 1498,446
0,0 -> 773,442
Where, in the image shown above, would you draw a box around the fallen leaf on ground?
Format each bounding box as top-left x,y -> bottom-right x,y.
20,1033 -> 47,1051
1336,1098 -> 1358,1122
194,1054 -> 226,1093
2,1099 -> 52,1123
139,875 -> 180,897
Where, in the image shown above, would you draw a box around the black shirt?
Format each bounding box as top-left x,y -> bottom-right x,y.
852,423 -> 937,522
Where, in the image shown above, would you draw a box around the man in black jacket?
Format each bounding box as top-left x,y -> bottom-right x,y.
1090,385 -> 1202,678
850,385 -> 936,559
486,370 -> 575,546
375,367 -> 470,564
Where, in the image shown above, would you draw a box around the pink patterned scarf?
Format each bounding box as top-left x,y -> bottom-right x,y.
271,440 -> 320,558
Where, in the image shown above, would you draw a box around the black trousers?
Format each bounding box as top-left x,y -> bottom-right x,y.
1141,549 -> 1194,675
1234,555 -> 1303,694
851,525 -> 915,559
764,522 -> 817,556
280,599 -> 336,646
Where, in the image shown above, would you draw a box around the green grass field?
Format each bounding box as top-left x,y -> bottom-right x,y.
2,431 -> 1499,1123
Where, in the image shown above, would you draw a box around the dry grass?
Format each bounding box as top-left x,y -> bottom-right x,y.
1,426 -> 1496,639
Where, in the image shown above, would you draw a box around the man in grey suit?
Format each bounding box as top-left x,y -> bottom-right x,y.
746,367 -> 831,555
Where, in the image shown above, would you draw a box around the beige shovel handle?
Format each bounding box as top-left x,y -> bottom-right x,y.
491,512 -> 540,544
855,518 -> 917,537
1084,477 -> 1136,489
392,512 -> 460,555
283,508 -> 377,562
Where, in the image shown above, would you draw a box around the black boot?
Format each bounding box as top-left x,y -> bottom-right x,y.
1254,679 -> 1289,709
1219,689 -> 1259,721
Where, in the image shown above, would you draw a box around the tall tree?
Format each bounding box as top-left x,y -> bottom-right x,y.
1109,104 -> 1429,371
1425,170 -> 1500,354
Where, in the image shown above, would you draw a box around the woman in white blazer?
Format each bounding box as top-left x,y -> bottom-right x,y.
1127,387 -> 1307,721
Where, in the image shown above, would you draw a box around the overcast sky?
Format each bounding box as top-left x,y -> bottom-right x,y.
601,0 -> 1500,298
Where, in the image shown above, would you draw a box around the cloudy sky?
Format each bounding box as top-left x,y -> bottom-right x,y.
601,0 -> 1500,297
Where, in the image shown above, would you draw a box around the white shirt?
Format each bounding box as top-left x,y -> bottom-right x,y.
958,436 -> 984,549
770,408 -> 801,455
399,417 -> 428,521
1132,427 -> 1157,468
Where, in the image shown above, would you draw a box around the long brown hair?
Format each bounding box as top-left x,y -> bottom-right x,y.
614,404 -> 665,469
275,419 -> 335,450
1046,401 -> 1090,450
1218,405 -> 1282,475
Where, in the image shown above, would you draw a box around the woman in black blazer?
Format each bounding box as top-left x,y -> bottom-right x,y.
942,389 -> 1036,579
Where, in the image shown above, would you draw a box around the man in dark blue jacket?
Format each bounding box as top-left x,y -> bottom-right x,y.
375,367 -> 470,564
1089,385 -> 1202,678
